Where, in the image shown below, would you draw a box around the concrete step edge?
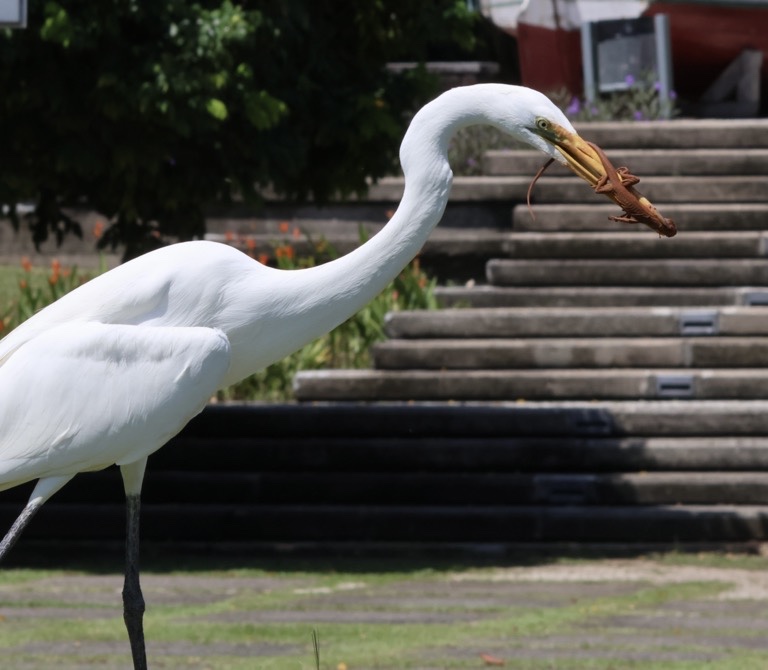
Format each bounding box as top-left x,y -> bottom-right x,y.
485,258 -> 768,287
572,119 -> 768,149
365,175 -> 768,204
499,231 -> 768,259
513,202 -> 768,232
484,148 -> 768,176
292,367 -> 768,402
434,286 -> 768,308
384,305 -> 768,338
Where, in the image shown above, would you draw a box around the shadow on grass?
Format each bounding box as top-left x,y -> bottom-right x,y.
4,537 -> 761,576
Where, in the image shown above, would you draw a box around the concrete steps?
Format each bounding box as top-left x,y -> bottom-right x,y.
284,120 -> 768,545
7,402 -> 768,547
294,120 -> 768,405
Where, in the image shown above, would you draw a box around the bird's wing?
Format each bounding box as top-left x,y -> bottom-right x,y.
0,322 -> 231,491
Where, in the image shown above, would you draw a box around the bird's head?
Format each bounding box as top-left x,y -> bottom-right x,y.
514,89 -> 676,237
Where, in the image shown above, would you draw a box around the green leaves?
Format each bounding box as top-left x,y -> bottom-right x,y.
206,98 -> 228,121
243,90 -> 286,130
39,2 -> 72,47
0,1 -> 475,259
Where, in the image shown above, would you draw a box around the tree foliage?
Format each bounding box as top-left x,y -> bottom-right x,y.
0,1 -> 476,258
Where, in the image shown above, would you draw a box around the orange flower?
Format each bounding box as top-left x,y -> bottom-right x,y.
292,226 -> 301,239
224,230 -> 235,242
245,237 -> 257,251
20,256 -> 32,273
18,279 -> 27,290
278,221 -> 290,234
275,244 -> 295,260
92,220 -> 105,240
258,253 -> 270,266
48,259 -> 61,285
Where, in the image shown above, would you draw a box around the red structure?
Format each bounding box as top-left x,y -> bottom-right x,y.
644,1 -> 768,103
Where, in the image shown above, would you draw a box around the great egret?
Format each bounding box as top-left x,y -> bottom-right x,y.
0,84 -> 671,669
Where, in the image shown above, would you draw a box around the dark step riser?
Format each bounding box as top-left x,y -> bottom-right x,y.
8,504 -> 768,543
179,402 -> 768,438
40,436 -> 768,474
181,404 -> 616,439
4,471 -> 767,506
160,436 -> 768,472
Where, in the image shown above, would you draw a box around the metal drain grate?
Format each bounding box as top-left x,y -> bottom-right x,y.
655,374 -> 694,398
679,310 -> 718,335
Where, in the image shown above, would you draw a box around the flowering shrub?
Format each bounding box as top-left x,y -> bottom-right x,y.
563,73 -> 678,122
6,257 -> 95,330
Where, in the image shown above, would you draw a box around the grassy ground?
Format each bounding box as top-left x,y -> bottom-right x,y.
2,549 -> 768,669
0,263 -> 28,306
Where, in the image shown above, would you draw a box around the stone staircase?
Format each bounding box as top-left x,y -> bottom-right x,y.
294,119 -> 768,403
280,119 -> 768,546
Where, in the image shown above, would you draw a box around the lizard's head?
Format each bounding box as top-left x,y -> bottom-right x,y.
531,119 -> 676,238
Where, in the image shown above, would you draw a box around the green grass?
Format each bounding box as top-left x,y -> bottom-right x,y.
1,552 -> 768,669
0,263 -> 30,306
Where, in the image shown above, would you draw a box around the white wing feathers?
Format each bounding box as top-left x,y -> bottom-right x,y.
0,322 -> 231,491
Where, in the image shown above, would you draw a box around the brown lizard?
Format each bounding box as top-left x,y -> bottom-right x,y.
587,141 -> 677,237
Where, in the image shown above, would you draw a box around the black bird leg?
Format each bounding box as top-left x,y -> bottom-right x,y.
121,458 -> 149,670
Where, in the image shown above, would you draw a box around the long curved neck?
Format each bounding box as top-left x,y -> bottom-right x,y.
278,87 -> 499,339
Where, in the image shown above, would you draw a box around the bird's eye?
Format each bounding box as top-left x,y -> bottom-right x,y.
536,118 -> 551,132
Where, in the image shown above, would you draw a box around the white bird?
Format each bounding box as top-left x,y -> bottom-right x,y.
0,84 -> 660,669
